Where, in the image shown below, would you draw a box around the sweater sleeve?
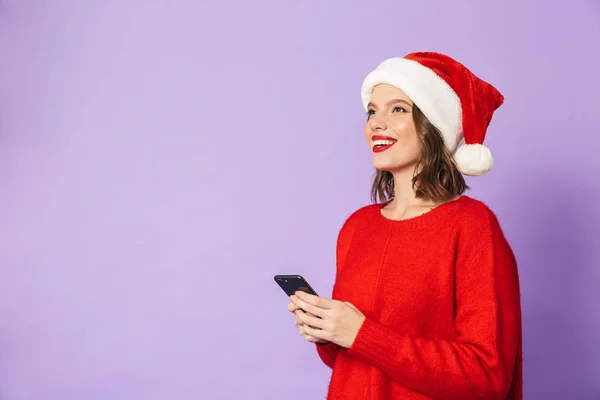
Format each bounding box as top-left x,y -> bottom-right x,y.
316,341 -> 338,368
346,209 -> 522,399
315,209 -> 360,368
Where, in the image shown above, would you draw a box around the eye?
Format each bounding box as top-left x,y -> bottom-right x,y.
367,109 -> 376,119
393,106 -> 407,113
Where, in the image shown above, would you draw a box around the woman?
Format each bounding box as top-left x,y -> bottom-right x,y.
288,52 -> 522,400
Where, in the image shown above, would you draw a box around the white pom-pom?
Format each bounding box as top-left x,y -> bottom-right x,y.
453,144 -> 494,176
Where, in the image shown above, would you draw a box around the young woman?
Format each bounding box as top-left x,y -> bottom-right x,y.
288,52 -> 522,399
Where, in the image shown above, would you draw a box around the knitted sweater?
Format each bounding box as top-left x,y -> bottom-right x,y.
316,196 -> 522,400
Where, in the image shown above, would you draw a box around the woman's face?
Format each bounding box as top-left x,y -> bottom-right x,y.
364,84 -> 421,173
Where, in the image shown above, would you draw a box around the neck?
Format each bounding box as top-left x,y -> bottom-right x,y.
386,165 -> 461,219
390,167 -> 426,207
382,166 -> 444,222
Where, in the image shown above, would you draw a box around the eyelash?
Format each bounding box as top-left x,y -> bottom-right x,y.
366,107 -> 407,119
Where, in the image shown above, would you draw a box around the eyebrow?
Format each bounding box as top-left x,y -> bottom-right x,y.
367,99 -> 413,109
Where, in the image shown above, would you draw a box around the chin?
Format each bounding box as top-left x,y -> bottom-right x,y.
372,156 -> 416,173
373,155 -> 401,171
373,162 -> 394,171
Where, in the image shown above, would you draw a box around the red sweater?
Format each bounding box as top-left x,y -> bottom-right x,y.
316,196 -> 522,400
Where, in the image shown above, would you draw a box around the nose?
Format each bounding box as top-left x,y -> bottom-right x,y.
368,113 -> 387,131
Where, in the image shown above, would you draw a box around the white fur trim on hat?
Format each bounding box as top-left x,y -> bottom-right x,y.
453,144 -> 494,176
361,57 -> 463,152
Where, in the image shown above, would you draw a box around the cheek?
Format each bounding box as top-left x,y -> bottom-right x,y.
389,118 -> 412,137
390,120 -> 419,147
364,124 -> 370,141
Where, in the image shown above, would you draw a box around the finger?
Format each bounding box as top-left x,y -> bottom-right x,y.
295,311 -> 323,331
294,291 -> 334,310
295,309 -> 317,318
296,308 -> 325,329
302,333 -> 322,343
290,295 -> 328,318
288,301 -> 300,313
294,310 -> 318,328
302,333 -> 321,343
294,313 -> 305,327
303,324 -> 332,342
299,326 -> 322,343
295,310 -> 320,329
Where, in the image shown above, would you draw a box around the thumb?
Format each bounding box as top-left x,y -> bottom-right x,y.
344,302 -> 359,311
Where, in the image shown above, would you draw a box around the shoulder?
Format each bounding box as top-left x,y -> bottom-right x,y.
454,196 -> 499,222
453,196 -> 508,241
336,203 -> 379,237
452,197 -> 518,274
341,203 -> 378,227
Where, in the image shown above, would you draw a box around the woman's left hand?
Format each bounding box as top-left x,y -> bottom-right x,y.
290,291 -> 366,349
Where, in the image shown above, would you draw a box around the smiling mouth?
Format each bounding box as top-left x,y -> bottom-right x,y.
372,139 -> 397,152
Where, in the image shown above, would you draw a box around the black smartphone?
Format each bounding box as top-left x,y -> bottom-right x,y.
274,275 -> 318,297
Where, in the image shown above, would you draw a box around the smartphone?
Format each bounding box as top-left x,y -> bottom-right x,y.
274,275 -> 318,297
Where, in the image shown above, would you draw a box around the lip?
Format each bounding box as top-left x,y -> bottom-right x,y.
371,135 -> 397,153
371,135 -> 396,141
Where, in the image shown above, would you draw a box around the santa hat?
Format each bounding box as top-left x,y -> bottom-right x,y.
361,51 -> 504,176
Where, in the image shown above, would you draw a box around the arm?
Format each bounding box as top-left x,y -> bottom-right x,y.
346,210 -> 522,399
315,211 -> 358,368
315,340 -> 338,369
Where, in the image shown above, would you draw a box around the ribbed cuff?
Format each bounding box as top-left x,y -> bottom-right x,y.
348,317 -> 401,370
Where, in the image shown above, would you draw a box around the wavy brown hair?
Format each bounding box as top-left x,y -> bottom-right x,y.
370,104 -> 468,203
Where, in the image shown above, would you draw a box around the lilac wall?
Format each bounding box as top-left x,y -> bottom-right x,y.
1,1 -> 599,399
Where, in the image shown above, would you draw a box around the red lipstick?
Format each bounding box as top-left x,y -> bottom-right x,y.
371,135 -> 397,153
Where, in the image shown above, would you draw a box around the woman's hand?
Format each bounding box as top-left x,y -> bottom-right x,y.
289,291 -> 366,349
287,297 -> 328,344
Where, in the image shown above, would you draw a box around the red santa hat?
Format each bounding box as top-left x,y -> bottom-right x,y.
361,51 -> 504,176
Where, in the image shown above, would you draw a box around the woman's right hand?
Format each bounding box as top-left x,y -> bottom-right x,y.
288,297 -> 328,344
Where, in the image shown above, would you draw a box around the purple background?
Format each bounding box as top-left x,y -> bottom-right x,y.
1,1 -> 599,399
